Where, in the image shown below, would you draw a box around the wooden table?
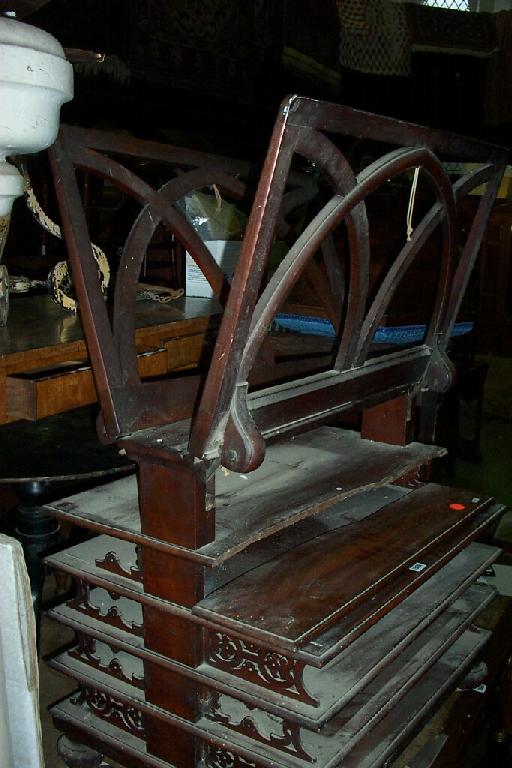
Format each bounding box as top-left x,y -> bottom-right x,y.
0,294 -> 220,424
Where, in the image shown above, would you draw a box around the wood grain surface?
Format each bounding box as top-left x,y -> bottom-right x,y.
194,486 -> 493,647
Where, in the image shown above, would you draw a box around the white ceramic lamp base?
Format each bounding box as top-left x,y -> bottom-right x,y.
0,16 -> 73,323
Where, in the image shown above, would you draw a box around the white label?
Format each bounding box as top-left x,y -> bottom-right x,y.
474,684 -> 487,694
186,240 -> 241,298
409,562 -> 427,572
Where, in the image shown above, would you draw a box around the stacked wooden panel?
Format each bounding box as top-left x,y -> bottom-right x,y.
45,427 -> 505,768
44,97 -> 509,767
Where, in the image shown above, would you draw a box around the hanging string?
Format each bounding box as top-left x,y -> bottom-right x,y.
406,166 -> 420,242
212,184 -> 222,213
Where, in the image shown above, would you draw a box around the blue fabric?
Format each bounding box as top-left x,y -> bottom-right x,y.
273,313 -> 474,344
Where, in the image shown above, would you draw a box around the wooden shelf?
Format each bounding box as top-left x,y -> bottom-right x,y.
45,427 -> 445,566
50,616 -> 488,768
50,609 -> 491,768
46,495 -> 504,663
48,542 -> 498,729
335,627 -> 489,768
299,504 -> 503,666
193,486 -> 495,650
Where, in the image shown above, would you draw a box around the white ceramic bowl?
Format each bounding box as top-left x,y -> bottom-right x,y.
0,17 -> 73,157
0,17 -> 73,215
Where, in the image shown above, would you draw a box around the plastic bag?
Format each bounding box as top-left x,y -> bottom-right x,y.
177,189 -> 247,241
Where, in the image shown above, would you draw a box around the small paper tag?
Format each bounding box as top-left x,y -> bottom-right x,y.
409,562 -> 427,572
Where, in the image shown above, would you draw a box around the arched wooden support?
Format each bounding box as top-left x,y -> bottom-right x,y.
49,122 -> 334,441
50,98 -> 507,464
189,96 -> 507,470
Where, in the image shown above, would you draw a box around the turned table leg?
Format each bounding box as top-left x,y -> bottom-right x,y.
14,481 -> 60,648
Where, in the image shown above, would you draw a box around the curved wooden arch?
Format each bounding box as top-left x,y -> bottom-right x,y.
442,164 -> 504,341
50,120 -> 340,441
294,129 -> 370,365
233,147 -> 450,394
69,140 -> 336,388
113,168 -> 247,381
192,92 -> 507,468
74,148 -> 231,296
353,156 -> 456,366
49,99 -> 507,452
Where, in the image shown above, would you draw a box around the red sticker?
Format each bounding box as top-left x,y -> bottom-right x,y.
450,503 -> 466,511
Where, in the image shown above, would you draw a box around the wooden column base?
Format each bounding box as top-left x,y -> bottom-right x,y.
57,736 -> 105,768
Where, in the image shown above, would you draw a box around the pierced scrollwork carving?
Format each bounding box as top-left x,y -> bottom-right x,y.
204,745 -> 258,768
95,549 -> 143,583
67,582 -> 143,638
70,633 -> 145,690
209,693 -> 312,762
394,466 -> 423,489
74,684 -> 145,737
207,632 -> 317,705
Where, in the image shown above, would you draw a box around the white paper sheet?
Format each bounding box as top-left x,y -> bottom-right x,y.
0,534 -> 43,768
185,240 -> 241,298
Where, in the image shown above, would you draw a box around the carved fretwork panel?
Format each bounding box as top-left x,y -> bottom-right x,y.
209,692 -> 312,762
70,633 -> 145,691
207,631 -> 317,706
95,548 -> 143,583
72,685 -> 145,738
204,744 -> 259,768
67,581 -> 144,638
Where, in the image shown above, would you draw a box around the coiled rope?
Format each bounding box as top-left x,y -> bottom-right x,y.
21,166 -> 110,313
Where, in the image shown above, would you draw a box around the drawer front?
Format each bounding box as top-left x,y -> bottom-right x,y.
5,348 -> 167,420
165,331 -> 215,371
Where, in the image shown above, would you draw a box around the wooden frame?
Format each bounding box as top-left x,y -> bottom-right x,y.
45,96 -> 509,768
49,96 -> 507,472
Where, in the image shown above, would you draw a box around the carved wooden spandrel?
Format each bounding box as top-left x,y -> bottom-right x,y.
72,686 -> 146,739
70,633 -> 145,691
67,583 -> 144,639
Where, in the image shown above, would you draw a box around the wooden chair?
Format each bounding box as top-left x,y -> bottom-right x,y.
44,96 -> 508,768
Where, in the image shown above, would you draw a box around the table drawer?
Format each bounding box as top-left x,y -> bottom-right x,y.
5,348 -> 167,421
164,330 -> 215,370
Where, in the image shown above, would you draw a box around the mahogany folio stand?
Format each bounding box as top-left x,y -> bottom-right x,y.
43,96 -> 509,767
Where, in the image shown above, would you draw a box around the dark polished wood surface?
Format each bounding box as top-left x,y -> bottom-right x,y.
0,294 -> 219,370
299,503 -> 504,666
0,407 -> 132,482
194,486 -> 492,646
